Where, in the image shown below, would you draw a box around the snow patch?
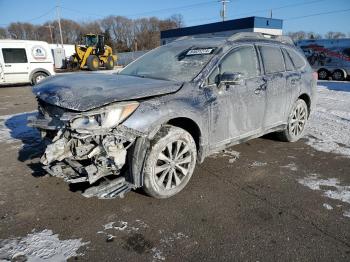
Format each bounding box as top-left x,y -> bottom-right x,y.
0,111 -> 39,144
298,174 -> 350,207
281,163 -> 298,171
323,203 -> 333,210
250,161 -> 267,167
306,83 -> 350,157
344,210 -> 350,218
0,229 -> 89,261
209,149 -> 240,163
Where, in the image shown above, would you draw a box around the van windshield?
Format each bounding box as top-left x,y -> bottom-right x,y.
120,43 -> 218,82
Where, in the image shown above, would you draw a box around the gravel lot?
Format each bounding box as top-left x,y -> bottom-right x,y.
0,78 -> 349,261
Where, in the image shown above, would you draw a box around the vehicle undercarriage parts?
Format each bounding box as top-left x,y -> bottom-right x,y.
39,123 -> 143,189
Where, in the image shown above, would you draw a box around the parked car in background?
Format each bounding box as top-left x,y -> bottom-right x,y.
0,40 -> 55,85
296,38 -> 350,81
28,32 -> 317,199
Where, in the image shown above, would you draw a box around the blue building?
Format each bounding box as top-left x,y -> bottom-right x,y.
160,16 -> 283,45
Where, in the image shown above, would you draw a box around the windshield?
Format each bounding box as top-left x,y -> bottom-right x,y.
120,43 -> 219,82
85,35 -> 97,46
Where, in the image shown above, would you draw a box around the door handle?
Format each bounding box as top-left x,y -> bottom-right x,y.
5,65 -> 11,67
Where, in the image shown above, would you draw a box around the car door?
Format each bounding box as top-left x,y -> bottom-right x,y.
257,44 -> 287,129
206,44 -> 266,148
1,46 -> 29,84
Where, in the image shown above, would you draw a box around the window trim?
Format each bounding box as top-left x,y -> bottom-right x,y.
281,48 -> 295,72
204,44 -> 261,87
285,47 -> 307,70
256,44 -> 286,75
1,48 -> 28,64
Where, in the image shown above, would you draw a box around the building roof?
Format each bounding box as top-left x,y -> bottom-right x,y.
161,16 -> 283,39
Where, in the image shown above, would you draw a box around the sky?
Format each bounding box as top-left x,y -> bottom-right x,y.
0,0 -> 350,35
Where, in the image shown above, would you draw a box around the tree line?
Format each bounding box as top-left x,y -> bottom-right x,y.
0,14 -> 184,52
0,14 -> 348,52
286,31 -> 348,41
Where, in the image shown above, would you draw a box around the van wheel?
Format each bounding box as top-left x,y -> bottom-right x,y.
32,72 -> 48,85
87,55 -> 99,71
105,56 -> 114,70
277,99 -> 308,142
317,69 -> 329,80
332,69 -> 345,81
143,125 -> 197,199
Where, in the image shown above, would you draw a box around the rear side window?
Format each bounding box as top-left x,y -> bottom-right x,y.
2,48 -> 28,63
259,46 -> 285,74
219,45 -> 260,78
286,49 -> 306,69
282,49 -> 294,71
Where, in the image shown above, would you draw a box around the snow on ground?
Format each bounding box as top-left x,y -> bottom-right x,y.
0,229 -> 89,261
298,174 -> 350,218
0,111 -> 39,144
306,81 -> 350,157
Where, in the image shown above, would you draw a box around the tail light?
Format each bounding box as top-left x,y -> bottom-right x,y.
312,72 -> 318,80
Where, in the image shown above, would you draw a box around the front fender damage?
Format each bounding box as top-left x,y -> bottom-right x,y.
37,120 -> 147,199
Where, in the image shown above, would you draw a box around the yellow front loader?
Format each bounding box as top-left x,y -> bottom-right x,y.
69,34 -> 117,71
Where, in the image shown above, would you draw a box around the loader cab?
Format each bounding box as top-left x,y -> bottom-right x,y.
83,34 -> 105,55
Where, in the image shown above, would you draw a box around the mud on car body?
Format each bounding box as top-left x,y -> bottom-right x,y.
28,33 -> 317,199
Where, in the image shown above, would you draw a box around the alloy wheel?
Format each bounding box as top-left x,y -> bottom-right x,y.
289,103 -> 307,137
154,140 -> 192,190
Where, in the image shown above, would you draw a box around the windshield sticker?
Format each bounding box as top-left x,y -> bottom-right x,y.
186,48 -> 215,56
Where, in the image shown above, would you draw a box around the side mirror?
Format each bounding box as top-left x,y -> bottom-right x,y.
219,72 -> 244,86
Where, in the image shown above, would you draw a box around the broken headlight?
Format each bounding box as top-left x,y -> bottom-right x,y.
70,101 -> 139,132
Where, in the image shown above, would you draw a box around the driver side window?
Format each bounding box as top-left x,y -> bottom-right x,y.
208,45 -> 260,85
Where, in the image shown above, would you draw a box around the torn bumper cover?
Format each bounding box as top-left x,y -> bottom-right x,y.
28,104 -> 145,199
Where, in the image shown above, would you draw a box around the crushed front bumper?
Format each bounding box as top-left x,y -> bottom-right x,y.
28,113 -> 145,198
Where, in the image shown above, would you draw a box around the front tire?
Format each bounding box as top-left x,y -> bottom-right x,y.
317,68 -> 329,80
278,99 -> 308,142
87,55 -> 99,71
143,125 -> 197,199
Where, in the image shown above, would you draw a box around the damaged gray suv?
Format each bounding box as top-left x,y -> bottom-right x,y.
29,32 -> 317,199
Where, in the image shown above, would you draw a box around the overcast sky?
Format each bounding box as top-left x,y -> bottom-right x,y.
0,0 -> 349,34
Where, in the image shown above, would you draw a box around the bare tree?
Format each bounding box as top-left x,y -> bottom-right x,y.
0,27 -> 7,39
3,14 -> 183,51
324,31 -> 346,39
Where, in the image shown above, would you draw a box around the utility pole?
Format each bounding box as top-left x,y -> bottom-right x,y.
44,25 -> 54,44
219,0 -> 230,22
56,0 -> 64,47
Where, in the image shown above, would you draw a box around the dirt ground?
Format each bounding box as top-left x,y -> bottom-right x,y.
0,84 -> 349,261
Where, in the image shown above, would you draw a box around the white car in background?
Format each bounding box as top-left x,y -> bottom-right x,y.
0,40 -> 55,85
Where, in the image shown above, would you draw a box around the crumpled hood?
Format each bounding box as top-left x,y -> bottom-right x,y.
33,73 -> 182,111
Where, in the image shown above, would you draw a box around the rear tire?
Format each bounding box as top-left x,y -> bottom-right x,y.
143,125 -> 197,199
87,55 -> 99,71
332,69 -> 345,81
105,56 -> 114,70
31,72 -> 48,85
277,99 -> 308,142
317,68 -> 329,80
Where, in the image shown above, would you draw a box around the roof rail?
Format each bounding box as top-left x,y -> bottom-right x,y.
228,32 -> 294,45
173,36 -> 193,42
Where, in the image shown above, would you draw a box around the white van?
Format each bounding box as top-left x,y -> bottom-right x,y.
0,40 -> 55,85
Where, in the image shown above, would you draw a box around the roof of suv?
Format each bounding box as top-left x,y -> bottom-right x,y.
171,32 -> 295,48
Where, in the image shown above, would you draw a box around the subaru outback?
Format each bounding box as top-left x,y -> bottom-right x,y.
28,32 -> 317,199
